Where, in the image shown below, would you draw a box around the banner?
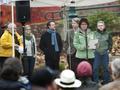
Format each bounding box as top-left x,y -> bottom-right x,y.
0,5 -> 62,25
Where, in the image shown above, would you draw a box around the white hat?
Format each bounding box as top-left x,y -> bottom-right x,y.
55,69 -> 81,88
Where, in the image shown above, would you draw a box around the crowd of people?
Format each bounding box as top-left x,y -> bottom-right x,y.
0,57 -> 119,90
0,17 -> 119,90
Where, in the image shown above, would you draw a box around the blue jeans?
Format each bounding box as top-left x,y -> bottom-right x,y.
93,50 -> 110,84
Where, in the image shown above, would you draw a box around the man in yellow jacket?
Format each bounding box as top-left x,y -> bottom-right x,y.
0,23 -> 23,69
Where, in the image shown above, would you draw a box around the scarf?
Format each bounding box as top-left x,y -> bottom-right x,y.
25,33 -> 32,40
47,29 -> 59,52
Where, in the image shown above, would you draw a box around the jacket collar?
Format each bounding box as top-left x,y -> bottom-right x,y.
79,28 -> 91,35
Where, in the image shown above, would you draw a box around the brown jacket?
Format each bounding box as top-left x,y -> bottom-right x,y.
99,78 -> 120,90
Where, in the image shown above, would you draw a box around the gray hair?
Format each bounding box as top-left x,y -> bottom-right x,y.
8,23 -> 16,29
111,58 -> 120,78
72,17 -> 80,24
97,20 -> 105,25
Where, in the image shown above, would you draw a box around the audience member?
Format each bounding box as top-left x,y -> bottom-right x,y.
0,57 -> 31,90
31,67 -> 58,90
77,61 -> 99,90
99,58 -> 120,90
54,69 -> 81,90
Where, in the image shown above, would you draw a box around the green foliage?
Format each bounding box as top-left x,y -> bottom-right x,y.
118,0 -> 120,3
87,11 -> 120,31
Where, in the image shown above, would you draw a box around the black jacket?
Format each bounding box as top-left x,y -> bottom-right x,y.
39,31 -> 63,56
79,78 -> 99,90
0,79 -> 31,90
0,80 -> 22,90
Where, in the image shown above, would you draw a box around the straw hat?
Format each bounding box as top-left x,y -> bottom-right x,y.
55,69 -> 81,88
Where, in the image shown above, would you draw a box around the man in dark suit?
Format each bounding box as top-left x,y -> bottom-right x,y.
39,20 -> 63,70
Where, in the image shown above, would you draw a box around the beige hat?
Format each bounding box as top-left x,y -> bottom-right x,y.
55,69 -> 81,88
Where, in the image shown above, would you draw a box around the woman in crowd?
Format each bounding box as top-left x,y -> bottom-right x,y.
0,57 -> 31,90
73,18 -> 95,76
66,17 -> 80,71
21,25 -> 37,79
93,21 -> 112,84
77,61 -> 99,90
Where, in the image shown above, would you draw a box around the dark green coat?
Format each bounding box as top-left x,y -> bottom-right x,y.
94,30 -> 112,55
